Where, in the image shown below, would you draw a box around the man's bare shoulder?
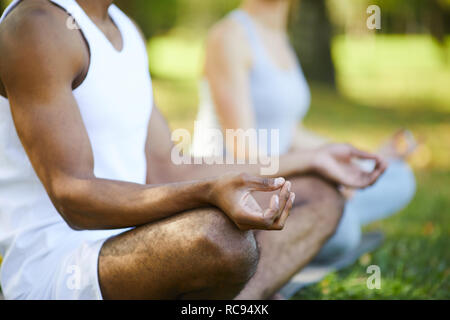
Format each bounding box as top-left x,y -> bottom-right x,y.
0,0 -> 87,81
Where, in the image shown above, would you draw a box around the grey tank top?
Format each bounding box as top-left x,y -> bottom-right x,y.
192,9 -> 310,156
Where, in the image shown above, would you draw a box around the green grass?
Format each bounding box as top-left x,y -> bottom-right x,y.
297,183 -> 450,299
292,86 -> 450,299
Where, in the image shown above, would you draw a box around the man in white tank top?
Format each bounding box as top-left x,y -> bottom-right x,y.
0,0 -> 386,299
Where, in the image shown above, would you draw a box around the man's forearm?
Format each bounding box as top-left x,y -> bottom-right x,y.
54,177 -> 217,230
293,126 -> 330,150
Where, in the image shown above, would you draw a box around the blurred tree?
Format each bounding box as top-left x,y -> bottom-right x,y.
114,0 -> 240,38
290,0 -> 336,87
424,0 -> 448,45
114,0 -> 179,38
355,0 -> 449,62
1,0 -> 9,14
330,0 -> 450,40
176,0 -> 240,30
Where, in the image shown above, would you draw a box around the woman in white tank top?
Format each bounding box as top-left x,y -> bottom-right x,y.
193,0 -> 417,264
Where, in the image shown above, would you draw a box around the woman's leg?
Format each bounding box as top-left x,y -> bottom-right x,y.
352,159 -> 416,226
315,159 -> 416,259
314,203 -> 361,261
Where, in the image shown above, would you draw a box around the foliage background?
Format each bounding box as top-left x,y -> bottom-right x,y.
0,0 -> 449,299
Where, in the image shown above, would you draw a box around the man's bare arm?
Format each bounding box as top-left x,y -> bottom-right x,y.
0,5 -> 293,231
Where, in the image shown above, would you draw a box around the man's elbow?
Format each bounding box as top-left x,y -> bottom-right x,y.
48,177 -> 91,231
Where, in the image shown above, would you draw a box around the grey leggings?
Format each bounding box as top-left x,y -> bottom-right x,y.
316,159 -> 416,259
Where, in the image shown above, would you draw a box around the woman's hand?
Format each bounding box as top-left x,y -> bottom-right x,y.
210,173 -> 295,231
312,143 -> 388,188
378,129 -> 419,160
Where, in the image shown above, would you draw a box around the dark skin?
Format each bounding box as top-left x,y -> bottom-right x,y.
0,0 -> 386,299
0,78 -> 6,97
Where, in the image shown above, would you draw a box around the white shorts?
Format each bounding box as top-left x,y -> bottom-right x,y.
2,227 -> 130,300
51,238 -> 107,300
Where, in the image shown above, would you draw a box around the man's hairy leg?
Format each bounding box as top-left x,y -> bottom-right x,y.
98,208 -> 259,300
98,175 -> 343,300
236,175 -> 345,300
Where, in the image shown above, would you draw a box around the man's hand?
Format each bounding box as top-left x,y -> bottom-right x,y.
312,144 -> 388,188
211,173 -> 295,231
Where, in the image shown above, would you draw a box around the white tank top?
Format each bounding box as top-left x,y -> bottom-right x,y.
0,0 -> 153,295
191,10 -> 310,157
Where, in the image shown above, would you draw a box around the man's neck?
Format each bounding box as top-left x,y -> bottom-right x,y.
76,0 -> 114,21
241,0 -> 291,31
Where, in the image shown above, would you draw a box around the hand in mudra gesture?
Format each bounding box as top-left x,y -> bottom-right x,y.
313,143 -> 388,189
211,173 -> 295,231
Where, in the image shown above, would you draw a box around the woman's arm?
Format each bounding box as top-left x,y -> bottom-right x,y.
291,124 -> 330,151
146,106 -> 316,182
190,18 -> 387,187
204,19 -> 257,160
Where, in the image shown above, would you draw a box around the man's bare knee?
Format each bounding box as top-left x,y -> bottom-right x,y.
99,207 -> 259,299
193,209 -> 260,287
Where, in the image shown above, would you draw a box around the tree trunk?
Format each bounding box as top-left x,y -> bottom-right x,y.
1,0 -> 8,14
290,0 -> 336,87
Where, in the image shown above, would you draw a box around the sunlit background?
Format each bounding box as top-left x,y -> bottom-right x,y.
0,0 -> 449,299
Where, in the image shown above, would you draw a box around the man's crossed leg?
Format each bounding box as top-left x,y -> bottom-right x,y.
99,175 -> 344,300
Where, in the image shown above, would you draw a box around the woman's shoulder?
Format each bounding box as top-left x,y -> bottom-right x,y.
209,16 -> 246,43
205,15 -> 251,64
